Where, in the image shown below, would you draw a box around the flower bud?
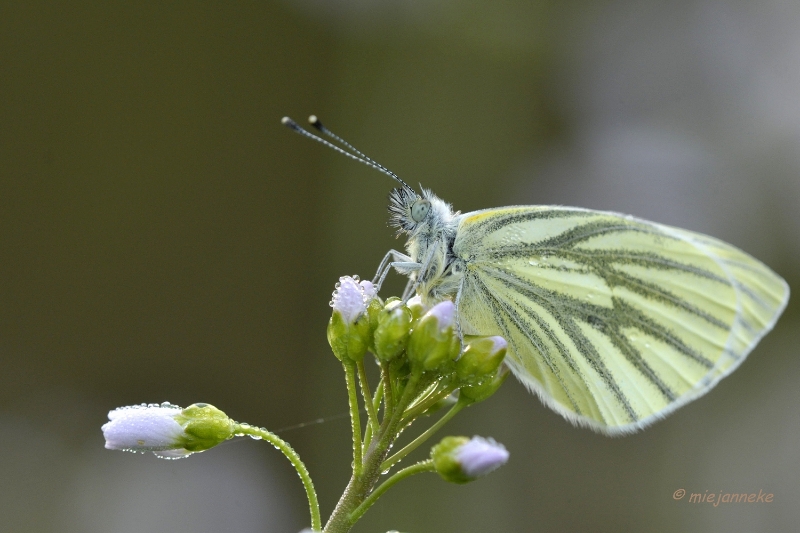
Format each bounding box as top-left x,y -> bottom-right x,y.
431,435 -> 509,484
365,295 -> 384,335
327,276 -> 374,362
455,336 -> 507,384
373,300 -> 413,362
407,301 -> 459,372
102,402 -> 234,459
406,295 -> 429,323
459,366 -> 509,404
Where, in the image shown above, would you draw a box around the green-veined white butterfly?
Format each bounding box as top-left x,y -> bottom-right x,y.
283,115 -> 790,435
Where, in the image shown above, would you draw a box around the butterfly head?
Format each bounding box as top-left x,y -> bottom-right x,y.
388,185 -> 429,234
388,185 -> 455,237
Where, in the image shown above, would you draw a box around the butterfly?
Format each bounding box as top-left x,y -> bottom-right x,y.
283,116 -> 790,435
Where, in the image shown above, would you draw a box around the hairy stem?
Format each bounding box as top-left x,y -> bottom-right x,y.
382,401 -> 464,471
233,423 -> 321,532
357,360 -> 380,435
400,385 -> 457,424
349,460 -> 435,524
343,361 -> 363,476
324,372 -> 422,533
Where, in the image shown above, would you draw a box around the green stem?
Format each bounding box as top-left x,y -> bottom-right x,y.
323,371 -> 424,533
389,371 -> 421,426
362,376 -> 386,455
372,379 -> 384,418
357,359 -> 379,434
381,363 -> 394,418
401,385 -> 457,424
381,401 -> 464,472
234,423 -> 321,532
348,460 -> 435,524
362,419 -> 373,457
344,361 -> 363,476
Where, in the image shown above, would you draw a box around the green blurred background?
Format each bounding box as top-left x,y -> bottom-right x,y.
1,2 -> 798,532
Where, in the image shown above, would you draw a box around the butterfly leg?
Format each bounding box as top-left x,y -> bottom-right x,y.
400,276 -> 416,301
372,249 -> 414,285
375,262 -> 421,293
399,241 -> 439,303
453,276 -> 466,352
373,250 -> 421,293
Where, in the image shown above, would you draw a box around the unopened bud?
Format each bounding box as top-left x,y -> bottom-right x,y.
455,336 -> 507,384
459,366 -> 509,404
431,435 -> 509,484
102,402 -> 234,459
407,301 -> 459,372
373,300 -> 412,362
328,276 -> 374,362
406,295 -> 429,323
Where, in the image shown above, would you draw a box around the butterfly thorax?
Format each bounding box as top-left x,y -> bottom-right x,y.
389,187 -> 463,305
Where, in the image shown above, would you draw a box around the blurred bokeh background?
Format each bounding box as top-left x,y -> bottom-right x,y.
1,2 -> 798,532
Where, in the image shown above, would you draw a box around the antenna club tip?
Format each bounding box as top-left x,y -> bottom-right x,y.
281,116 -> 295,126
308,115 -> 323,130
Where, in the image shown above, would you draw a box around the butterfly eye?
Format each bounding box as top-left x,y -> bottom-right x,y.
411,199 -> 431,222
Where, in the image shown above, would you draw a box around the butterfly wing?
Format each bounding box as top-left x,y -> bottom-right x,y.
453,206 -> 789,434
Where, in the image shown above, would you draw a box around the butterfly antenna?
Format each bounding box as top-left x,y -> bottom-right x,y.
281,115 -> 413,190
308,115 -> 398,179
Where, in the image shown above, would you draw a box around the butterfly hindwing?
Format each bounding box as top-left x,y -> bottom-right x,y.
453,206 -> 789,434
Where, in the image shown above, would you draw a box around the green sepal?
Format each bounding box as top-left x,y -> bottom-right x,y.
431,436 -> 472,484
373,300 -> 413,362
327,310 -> 371,362
455,336 -> 507,384
459,366 -> 510,404
175,403 -> 235,452
366,297 -> 384,341
407,298 -> 428,324
407,314 -> 455,372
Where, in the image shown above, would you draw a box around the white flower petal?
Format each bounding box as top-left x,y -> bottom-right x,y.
331,276 -> 367,323
428,300 -> 456,331
456,436 -> 509,478
359,279 -> 377,300
102,403 -> 187,453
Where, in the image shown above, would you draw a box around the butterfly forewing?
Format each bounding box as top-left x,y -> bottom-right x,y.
453,206 -> 789,434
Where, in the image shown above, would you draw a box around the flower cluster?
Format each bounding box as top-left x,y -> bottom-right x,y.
328,275 -> 509,409
102,274 -> 511,533
318,276 -> 511,530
